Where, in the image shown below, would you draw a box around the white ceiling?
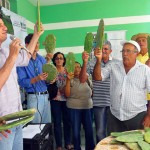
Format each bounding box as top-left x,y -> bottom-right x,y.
28,0 -> 94,6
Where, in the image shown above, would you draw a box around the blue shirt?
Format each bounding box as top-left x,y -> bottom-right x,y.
17,54 -> 47,93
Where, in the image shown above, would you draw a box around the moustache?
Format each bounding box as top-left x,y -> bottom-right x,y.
123,56 -> 129,60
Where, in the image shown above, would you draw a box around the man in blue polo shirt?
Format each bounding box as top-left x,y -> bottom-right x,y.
17,34 -> 51,123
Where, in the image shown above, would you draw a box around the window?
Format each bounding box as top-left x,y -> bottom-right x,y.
0,0 -> 10,10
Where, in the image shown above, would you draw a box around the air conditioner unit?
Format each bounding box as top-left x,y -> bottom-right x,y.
0,0 -> 10,10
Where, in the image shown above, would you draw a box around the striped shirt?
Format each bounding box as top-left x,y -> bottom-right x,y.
102,60 -> 149,121
87,58 -> 113,107
0,47 -> 29,117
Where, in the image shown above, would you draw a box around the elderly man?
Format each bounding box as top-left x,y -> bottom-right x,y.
83,40 -> 150,135
0,14 -> 44,150
131,33 -> 149,63
86,40 -> 113,142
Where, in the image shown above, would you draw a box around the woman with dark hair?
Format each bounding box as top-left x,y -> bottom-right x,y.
50,52 -> 73,150
65,61 -> 95,150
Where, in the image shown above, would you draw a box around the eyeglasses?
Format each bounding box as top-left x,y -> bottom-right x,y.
55,57 -> 64,60
120,49 -> 138,54
102,48 -> 109,50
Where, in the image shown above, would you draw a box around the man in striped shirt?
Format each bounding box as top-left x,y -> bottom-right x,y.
0,14 -> 44,150
92,40 -> 150,135
86,41 -> 113,143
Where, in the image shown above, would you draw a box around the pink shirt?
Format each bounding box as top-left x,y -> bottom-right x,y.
53,70 -> 67,101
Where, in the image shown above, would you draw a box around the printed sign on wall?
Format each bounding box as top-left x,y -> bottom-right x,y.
0,6 -> 27,48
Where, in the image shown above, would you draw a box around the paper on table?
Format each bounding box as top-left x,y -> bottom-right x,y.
23,124 -> 45,139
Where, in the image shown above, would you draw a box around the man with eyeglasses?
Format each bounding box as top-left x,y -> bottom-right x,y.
17,34 -> 51,124
86,40 -> 114,143
85,40 -> 150,135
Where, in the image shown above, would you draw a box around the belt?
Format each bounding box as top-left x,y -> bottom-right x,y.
27,91 -> 48,95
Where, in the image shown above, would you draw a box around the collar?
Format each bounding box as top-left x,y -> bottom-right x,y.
121,60 -> 144,71
102,56 -> 112,64
31,53 -> 39,60
138,52 -> 148,57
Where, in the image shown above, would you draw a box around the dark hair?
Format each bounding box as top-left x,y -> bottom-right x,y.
75,61 -> 81,67
52,52 -> 66,66
0,13 -> 2,19
25,33 -> 33,44
0,7 -> 3,19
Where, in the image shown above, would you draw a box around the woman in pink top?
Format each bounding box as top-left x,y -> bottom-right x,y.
50,52 -> 73,150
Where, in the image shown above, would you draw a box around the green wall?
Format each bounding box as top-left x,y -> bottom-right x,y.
16,0 -> 36,22
40,0 -> 150,23
9,0 -> 17,14
9,0 -> 35,21
40,0 -> 150,63
40,0 -> 150,45
9,0 -> 36,33
9,0 -> 150,63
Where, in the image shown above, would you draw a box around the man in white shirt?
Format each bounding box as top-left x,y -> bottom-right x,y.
84,40 -> 150,135
0,14 -> 44,150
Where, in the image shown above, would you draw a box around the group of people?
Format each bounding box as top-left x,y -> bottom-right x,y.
0,11 -> 150,150
86,33 -> 150,145
91,38 -> 150,136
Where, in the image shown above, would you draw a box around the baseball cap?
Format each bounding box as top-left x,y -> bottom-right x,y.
121,40 -> 141,52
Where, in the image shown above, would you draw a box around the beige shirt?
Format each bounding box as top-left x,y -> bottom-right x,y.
66,78 -> 93,109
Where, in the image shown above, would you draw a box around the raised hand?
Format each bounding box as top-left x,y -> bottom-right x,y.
94,47 -> 102,61
34,22 -> 44,36
45,53 -> 54,63
82,51 -> 89,64
67,72 -> 74,80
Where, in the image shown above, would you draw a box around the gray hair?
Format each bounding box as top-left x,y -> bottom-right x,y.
103,40 -> 112,50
